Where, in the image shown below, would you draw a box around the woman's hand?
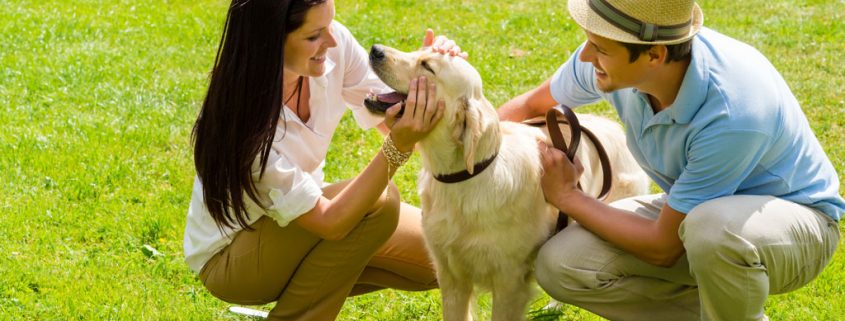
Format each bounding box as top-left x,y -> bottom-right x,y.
422,29 -> 469,59
538,141 -> 584,207
384,76 -> 444,152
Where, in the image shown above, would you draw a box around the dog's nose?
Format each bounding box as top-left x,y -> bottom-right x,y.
369,45 -> 385,62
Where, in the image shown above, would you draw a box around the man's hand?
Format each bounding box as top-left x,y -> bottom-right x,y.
537,141 -> 584,210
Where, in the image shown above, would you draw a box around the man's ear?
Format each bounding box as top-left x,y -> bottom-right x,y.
648,45 -> 668,64
451,96 -> 482,173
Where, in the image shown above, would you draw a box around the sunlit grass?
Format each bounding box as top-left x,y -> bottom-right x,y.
1,0 -> 842,319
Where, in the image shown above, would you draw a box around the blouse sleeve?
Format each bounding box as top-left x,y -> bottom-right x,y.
253,149 -> 323,227
334,21 -> 388,130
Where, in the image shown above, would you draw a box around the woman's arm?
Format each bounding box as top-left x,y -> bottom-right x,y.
296,29 -> 460,240
295,77 -> 443,240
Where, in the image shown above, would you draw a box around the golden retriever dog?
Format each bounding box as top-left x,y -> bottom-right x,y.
365,44 -> 649,321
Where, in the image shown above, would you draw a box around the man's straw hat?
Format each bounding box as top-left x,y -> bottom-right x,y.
568,0 -> 703,45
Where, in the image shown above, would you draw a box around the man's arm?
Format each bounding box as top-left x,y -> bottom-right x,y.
497,78 -> 559,121
538,142 -> 686,267
554,191 -> 686,266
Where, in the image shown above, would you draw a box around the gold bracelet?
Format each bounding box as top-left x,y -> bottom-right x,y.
382,134 -> 412,173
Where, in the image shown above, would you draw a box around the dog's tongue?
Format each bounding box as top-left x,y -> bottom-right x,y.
375,91 -> 406,104
364,91 -> 408,115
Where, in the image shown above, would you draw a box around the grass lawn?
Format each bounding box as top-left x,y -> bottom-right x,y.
1,0 -> 842,319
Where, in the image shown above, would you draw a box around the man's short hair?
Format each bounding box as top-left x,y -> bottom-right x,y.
621,40 -> 692,63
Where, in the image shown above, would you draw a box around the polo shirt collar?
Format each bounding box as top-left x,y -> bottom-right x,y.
637,35 -> 709,127
666,36 -> 709,124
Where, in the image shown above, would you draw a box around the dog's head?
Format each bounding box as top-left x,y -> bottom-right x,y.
365,44 -> 497,173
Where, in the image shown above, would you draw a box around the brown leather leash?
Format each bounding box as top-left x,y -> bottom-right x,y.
523,105 -> 613,232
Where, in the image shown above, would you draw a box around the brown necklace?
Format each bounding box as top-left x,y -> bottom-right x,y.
284,75 -> 304,118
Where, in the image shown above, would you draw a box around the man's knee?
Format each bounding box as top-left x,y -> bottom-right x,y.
535,238 -> 573,301
535,226 -> 614,301
681,197 -> 752,269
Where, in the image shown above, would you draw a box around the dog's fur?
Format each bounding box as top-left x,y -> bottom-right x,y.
367,45 -> 649,321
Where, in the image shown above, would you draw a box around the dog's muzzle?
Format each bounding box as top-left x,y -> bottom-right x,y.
364,45 -> 407,116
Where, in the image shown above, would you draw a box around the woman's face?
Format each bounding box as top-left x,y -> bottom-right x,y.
284,0 -> 337,78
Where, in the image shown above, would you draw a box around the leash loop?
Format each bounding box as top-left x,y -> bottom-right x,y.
525,105 -> 615,232
546,106 -> 581,162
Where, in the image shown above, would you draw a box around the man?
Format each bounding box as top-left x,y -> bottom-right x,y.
498,0 -> 844,320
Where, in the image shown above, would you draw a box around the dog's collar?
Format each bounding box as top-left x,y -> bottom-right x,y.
432,152 -> 498,184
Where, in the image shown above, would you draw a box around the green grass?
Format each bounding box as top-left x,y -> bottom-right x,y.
0,0 -> 842,320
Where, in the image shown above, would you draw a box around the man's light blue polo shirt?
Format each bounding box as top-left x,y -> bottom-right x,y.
549,27 -> 844,221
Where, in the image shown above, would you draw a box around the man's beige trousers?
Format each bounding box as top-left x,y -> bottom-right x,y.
535,194 -> 840,321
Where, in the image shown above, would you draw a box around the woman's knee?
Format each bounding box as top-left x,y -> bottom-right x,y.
362,181 -> 401,240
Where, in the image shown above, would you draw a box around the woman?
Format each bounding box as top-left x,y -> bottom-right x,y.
184,0 -> 463,319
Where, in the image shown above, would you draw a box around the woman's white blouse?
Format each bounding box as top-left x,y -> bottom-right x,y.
183,21 -> 386,273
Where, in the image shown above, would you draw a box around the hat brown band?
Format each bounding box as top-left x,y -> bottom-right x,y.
588,0 -> 691,42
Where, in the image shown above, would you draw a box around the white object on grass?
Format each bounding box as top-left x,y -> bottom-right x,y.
229,306 -> 269,319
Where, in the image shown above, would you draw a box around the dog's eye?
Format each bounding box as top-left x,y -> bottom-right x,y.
420,60 -> 435,74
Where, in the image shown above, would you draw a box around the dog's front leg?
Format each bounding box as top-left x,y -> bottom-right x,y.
439,270 -> 473,321
491,268 -> 533,321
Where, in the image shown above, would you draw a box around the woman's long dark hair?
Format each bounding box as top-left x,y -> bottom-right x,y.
192,0 -> 327,231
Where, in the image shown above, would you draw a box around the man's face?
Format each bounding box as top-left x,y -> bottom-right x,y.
578,31 -> 650,93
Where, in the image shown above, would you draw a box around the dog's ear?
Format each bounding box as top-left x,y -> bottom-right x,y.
451,96 -> 483,174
